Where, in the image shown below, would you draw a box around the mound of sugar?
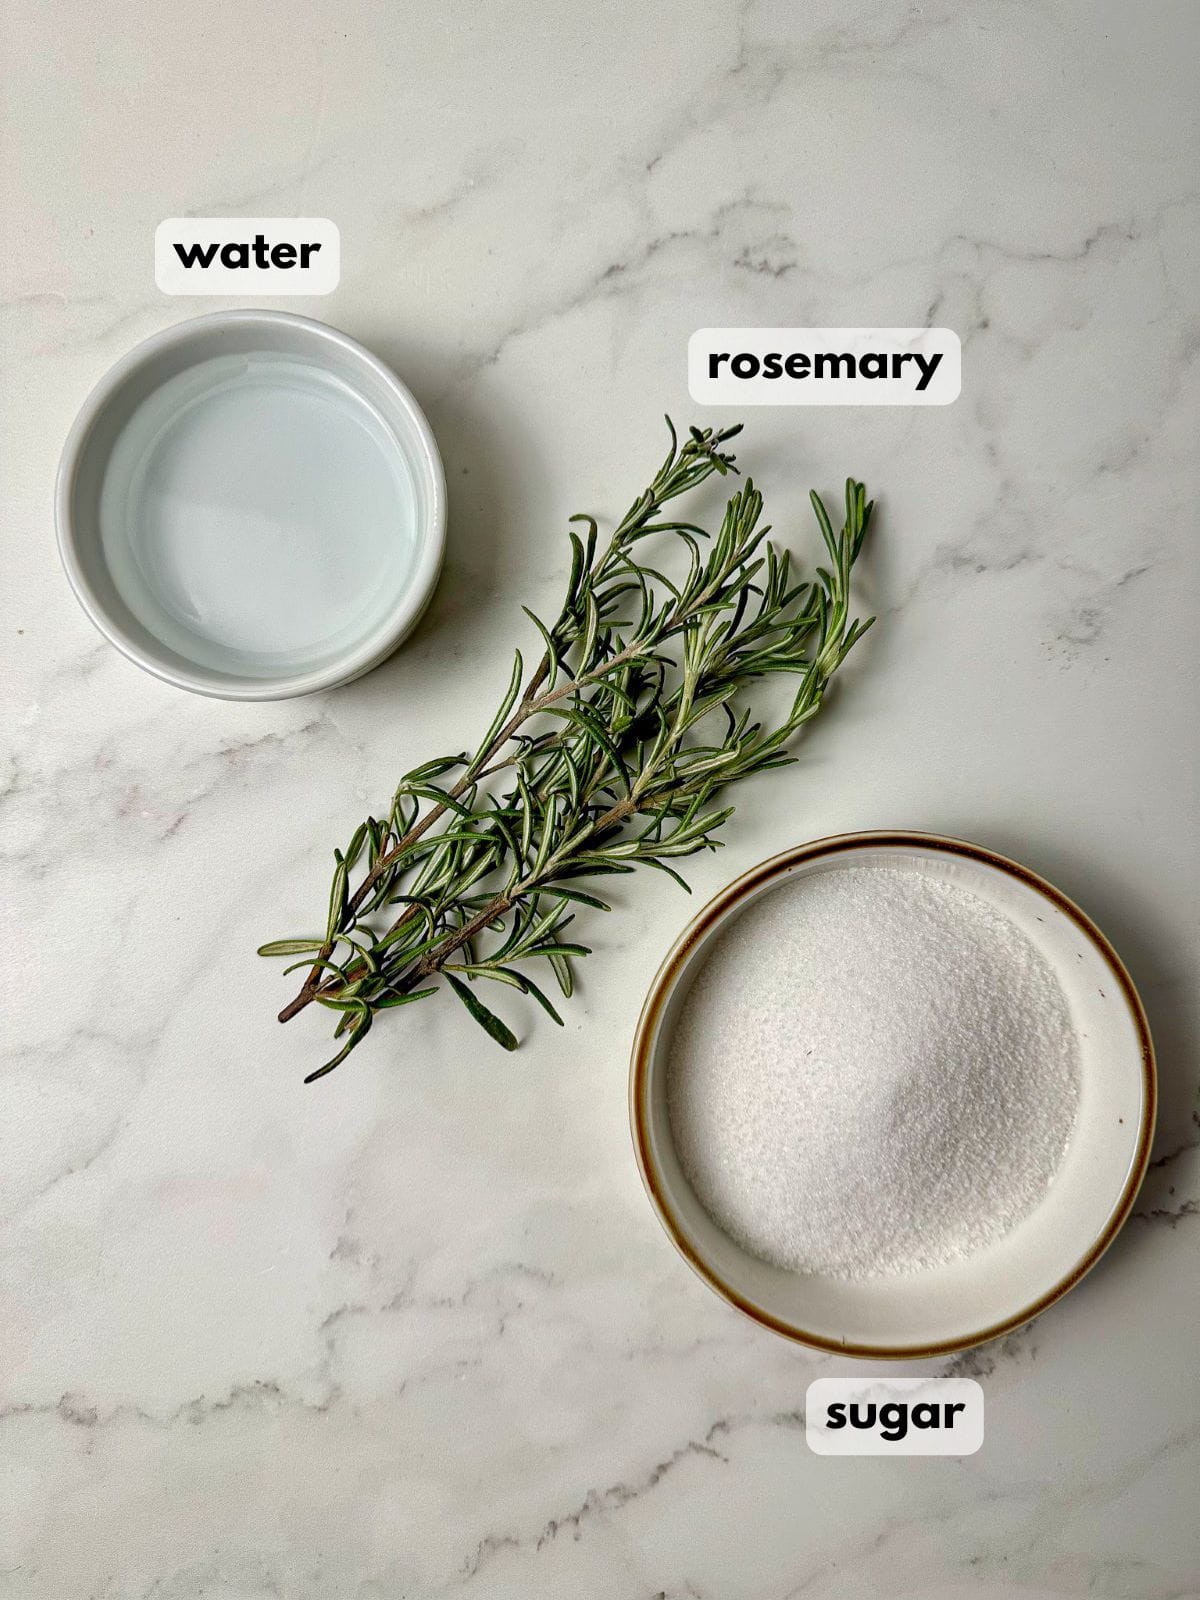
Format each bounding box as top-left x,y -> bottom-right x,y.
666,864 -> 1080,1280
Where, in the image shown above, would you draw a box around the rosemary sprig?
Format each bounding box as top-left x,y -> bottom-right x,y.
261,421 -> 875,1081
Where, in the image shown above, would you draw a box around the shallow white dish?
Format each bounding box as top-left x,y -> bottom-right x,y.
56,311 -> 446,700
631,832 -> 1155,1357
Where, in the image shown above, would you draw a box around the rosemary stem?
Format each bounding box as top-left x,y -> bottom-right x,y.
278,440 -> 739,1024
276,660 -> 552,1022
406,794 -> 637,983
279,527 -> 637,1021
262,423 -> 874,1080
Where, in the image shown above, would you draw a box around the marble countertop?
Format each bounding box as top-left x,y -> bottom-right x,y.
3,2 -> 1198,1595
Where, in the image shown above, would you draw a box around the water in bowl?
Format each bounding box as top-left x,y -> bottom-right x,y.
98,351 -> 417,679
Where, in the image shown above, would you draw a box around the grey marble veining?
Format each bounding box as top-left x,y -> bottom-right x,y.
2,0 -> 1198,1595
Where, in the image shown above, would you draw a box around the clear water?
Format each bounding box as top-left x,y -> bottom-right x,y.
99,353 -> 417,677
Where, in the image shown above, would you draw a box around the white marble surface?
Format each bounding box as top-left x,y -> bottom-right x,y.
3,1 -> 1199,1595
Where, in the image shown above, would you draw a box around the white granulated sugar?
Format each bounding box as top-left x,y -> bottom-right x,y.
666,864 -> 1080,1280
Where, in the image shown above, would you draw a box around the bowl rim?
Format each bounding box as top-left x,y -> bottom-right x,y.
54,309 -> 447,702
629,829 -> 1157,1358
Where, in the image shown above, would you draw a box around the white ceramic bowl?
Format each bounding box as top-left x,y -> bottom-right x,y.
56,311 -> 446,700
631,832 -> 1155,1357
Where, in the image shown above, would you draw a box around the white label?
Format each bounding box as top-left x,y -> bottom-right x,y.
689,327 -> 961,405
805,1377 -> 984,1455
155,217 -> 340,295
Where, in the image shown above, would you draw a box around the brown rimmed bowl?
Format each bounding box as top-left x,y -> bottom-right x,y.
630,832 -> 1156,1358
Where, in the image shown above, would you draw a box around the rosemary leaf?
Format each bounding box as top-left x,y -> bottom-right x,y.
446,973 -> 519,1051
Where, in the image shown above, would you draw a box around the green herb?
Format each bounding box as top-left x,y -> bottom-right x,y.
262,421 -> 874,1081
